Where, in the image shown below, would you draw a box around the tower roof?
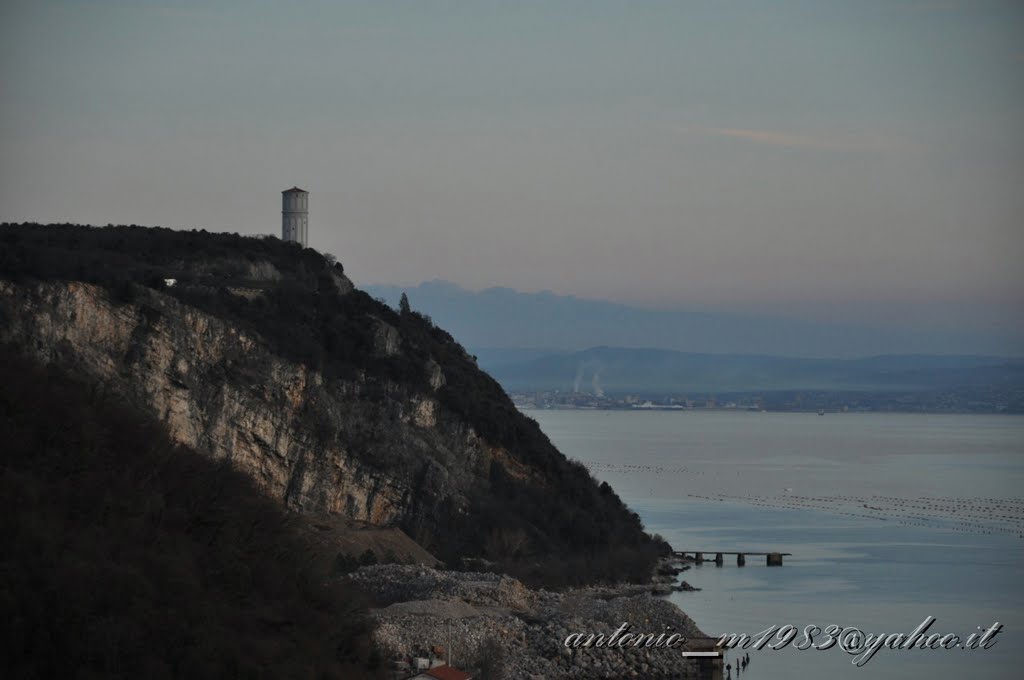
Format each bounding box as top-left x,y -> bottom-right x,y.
282,186 -> 308,194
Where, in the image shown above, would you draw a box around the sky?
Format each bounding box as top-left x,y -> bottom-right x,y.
1,1 -> 1022,350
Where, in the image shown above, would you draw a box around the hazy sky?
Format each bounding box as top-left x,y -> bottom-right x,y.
2,1 -> 1022,344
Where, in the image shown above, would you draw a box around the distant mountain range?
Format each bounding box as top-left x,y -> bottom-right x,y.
364,280 -> 1021,359
480,346 -> 1024,394
363,280 -> 1023,397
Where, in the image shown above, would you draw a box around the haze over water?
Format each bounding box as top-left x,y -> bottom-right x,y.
532,410 -> 1024,679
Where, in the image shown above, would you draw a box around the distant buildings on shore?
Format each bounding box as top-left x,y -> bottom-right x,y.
509,388 -> 1020,413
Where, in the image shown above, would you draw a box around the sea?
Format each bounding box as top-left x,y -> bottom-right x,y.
529,410 -> 1024,680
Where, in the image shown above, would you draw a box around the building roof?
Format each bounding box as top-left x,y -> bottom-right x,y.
418,665 -> 473,680
282,186 -> 308,193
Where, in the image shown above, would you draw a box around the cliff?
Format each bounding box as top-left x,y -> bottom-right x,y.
0,223 -> 666,586
0,278 -> 480,534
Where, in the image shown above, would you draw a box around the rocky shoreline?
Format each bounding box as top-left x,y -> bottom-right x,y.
347,560 -> 713,679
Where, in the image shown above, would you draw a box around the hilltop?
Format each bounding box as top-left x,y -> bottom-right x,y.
0,223 -> 667,587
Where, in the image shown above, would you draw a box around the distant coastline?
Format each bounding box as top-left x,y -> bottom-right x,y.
511,389 -> 1023,415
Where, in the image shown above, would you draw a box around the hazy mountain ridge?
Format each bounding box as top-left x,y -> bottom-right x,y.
366,280 -> 1021,358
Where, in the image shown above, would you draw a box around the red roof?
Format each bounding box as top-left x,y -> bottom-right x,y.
282,186 -> 308,193
421,666 -> 473,680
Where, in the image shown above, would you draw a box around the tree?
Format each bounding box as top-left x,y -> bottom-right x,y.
468,635 -> 507,680
399,292 -> 411,316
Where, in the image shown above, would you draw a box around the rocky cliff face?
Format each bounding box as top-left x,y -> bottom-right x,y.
0,279 -> 490,547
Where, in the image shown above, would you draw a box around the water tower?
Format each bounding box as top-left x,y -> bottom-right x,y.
281,187 -> 309,246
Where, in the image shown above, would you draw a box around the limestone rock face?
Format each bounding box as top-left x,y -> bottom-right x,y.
426,358 -> 446,391
0,280 -> 497,550
373,318 -> 401,357
330,270 -> 355,295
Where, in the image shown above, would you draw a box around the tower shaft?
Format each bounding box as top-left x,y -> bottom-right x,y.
281,187 -> 309,246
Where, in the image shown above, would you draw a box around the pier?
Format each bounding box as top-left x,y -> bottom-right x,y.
674,551 -> 791,566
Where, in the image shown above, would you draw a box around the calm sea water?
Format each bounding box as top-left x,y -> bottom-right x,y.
530,410 -> 1024,680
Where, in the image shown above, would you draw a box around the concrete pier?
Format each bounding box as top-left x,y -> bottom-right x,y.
675,550 -> 790,566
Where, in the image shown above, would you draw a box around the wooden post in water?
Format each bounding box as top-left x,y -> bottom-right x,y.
715,552 -> 724,566
766,552 -> 784,567
695,552 -> 704,564
737,553 -> 746,567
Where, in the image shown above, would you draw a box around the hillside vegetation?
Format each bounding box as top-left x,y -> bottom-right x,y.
0,350 -> 383,679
